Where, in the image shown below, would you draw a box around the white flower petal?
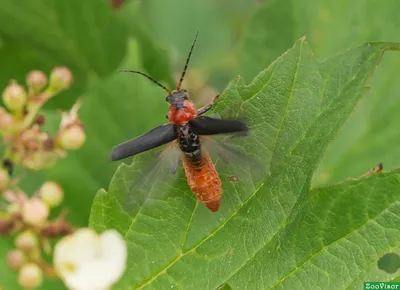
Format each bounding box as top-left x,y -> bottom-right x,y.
54,228 -> 100,278
53,228 -> 127,290
99,229 -> 127,283
62,261 -> 109,290
70,260 -> 118,290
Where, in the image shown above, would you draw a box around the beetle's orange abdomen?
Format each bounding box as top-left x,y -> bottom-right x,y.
168,100 -> 197,125
182,153 -> 222,212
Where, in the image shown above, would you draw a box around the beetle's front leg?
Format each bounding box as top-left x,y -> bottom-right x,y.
197,94 -> 220,116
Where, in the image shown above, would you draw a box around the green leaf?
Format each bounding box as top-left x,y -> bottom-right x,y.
378,253 -> 400,274
89,40 -> 400,289
238,0 -> 400,80
238,0 -> 298,81
0,0 -> 128,110
217,283 -> 232,290
313,51 -> 400,186
227,169 -> 400,289
0,0 -> 127,76
140,0 -> 232,65
117,1 -> 175,88
138,0 -> 254,90
237,0 -> 400,187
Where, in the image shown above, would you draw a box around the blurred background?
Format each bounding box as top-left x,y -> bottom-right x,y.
1,0 -> 400,288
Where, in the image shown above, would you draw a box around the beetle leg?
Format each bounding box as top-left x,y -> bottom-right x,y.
197,104 -> 212,116
197,94 -> 220,116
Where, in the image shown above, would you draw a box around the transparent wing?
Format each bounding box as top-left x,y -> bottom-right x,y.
200,135 -> 266,191
119,141 -> 182,215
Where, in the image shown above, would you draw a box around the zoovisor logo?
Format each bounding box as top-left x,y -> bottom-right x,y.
364,282 -> 400,289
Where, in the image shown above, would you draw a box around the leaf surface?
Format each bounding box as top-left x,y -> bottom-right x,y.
89,40 -> 400,289
237,0 -> 400,186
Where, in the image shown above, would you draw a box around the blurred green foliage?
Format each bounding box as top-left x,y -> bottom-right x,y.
0,0 -> 399,289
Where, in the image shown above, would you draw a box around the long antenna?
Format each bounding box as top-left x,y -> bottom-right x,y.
176,30 -> 199,90
119,70 -> 171,94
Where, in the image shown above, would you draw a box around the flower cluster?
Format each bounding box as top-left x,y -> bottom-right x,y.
0,67 -> 82,289
0,67 -> 85,171
0,68 -> 127,290
5,181 -> 72,288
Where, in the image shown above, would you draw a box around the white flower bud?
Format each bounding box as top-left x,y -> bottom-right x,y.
0,108 -> 14,130
39,181 -> 64,208
7,249 -> 26,270
26,70 -> 47,92
59,125 -> 86,150
2,81 -> 27,111
18,263 -> 43,289
22,198 -> 49,226
49,67 -> 73,91
15,230 -> 38,252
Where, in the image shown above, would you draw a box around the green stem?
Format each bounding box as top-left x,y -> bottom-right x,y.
21,89 -> 56,130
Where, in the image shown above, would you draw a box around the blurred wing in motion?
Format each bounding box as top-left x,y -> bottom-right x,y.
200,135 -> 265,191
111,124 -> 178,161
120,141 -> 182,215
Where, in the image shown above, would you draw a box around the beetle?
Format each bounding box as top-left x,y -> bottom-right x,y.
111,31 -> 249,212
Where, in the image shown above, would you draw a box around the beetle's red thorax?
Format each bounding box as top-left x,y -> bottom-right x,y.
168,100 -> 197,125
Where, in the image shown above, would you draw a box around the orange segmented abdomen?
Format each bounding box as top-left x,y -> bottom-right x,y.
182,153 -> 222,212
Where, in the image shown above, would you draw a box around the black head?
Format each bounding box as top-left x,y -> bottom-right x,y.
166,89 -> 188,107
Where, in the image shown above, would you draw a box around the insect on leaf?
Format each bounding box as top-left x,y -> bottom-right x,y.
89,40 -> 400,289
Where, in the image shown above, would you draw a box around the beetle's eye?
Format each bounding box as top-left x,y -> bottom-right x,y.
165,96 -> 169,102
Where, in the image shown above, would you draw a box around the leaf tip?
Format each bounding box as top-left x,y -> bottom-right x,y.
93,188 -> 108,199
98,188 -> 108,194
299,35 -> 307,41
363,163 -> 384,177
216,283 -> 232,290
